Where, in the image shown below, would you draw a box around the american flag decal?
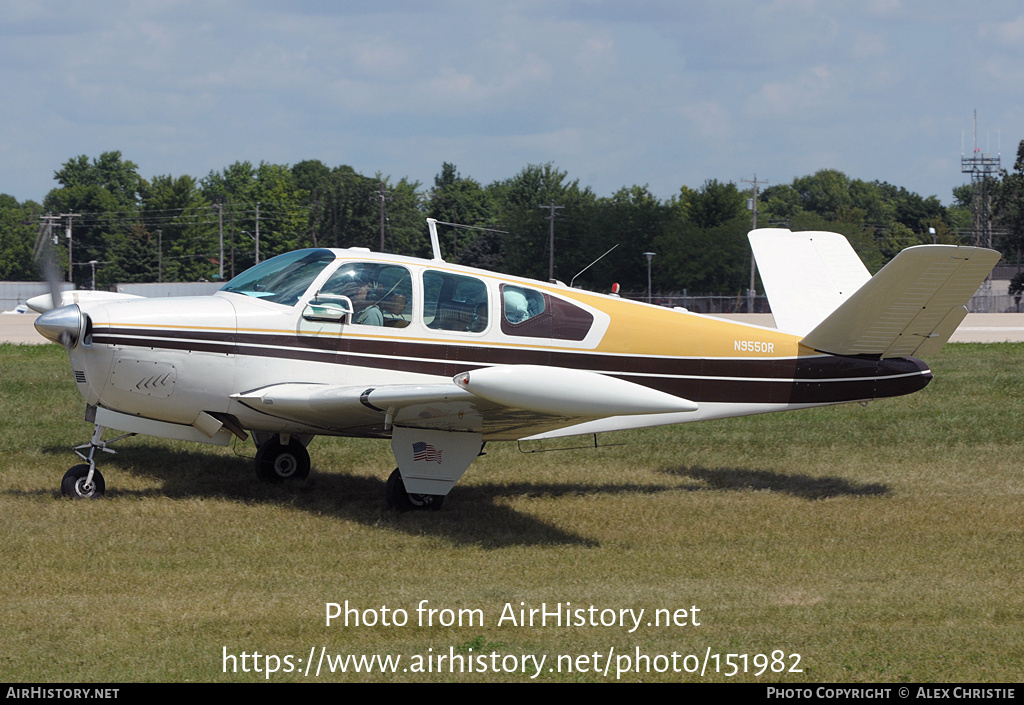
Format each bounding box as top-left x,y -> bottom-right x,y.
412,441 -> 442,463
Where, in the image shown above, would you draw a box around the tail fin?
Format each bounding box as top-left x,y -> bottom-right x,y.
750,228 -> 1001,358
748,228 -> 870,336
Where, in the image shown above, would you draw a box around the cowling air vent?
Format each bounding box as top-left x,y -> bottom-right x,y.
74,370 -> 87,384
111,359 -> 177,398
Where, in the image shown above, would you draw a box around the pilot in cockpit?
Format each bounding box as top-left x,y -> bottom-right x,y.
340,279 -> 384,326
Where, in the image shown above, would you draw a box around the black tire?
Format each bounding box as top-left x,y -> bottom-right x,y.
61,464 -> 105,499
385,468 -> 444,511
254,437 -> 311,482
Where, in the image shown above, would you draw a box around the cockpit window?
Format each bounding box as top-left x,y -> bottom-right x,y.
220,249 -> 336,306
317,262 -> 413,327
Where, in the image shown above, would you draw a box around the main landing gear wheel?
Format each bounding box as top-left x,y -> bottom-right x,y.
386,468 -> 444,511
254,437 -> 311,483
61,464 -> 106,499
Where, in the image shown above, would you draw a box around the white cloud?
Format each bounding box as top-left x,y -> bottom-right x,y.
676,100 -> 734,141
980,15 -> 1024,45
746,66 -> 835,119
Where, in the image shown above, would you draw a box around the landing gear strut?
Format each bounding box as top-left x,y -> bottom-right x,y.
254,435 -> 311,482
386,468 -> 444,511
61,424 -> 132,499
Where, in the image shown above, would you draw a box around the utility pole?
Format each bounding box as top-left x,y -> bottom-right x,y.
742,174 -> 768,313
539,201 -> 564,281
309,200 -> 320,248
643,251 -> 656,304
230,208 -> 236,279
213,202 -> 224,280
255,202 -> 260,264
372,181 -> 393,252
156,229 -> 162,283
61,212 -> 75,283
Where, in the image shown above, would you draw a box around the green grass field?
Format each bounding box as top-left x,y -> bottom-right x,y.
1,343 -> 1021,682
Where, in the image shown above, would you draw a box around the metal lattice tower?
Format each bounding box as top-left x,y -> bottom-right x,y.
961,111 -> 1000,249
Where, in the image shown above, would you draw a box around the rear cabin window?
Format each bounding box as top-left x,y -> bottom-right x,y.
422,271 -> 489,333
500,284 -> 594,341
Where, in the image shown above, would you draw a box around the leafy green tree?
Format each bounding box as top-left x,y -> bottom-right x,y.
104,223 -> 159,284
0,196 -> 38,280
792,169 -> 853,220
44,152 -> 145,286
581,185 -> 668,291
848,180 -> 893,227
53,151 -> 143,209
291,159 -> 332,197
381,175 -> 427,258
427,163 -> 495,264
947,184 -> 974,240
488,163 -> 596,281
872,181 -> 945,233
202,161 -> 309,273
142,174 -> 216,281
43,184 -> 122,287
302,165 -> 378,252
683,179 -> 746,229
252,162 -> 308,260
649,180 -> 750,295
759,183 -> 802,222
653,217 -> 749,294
994,140 -> 1024,266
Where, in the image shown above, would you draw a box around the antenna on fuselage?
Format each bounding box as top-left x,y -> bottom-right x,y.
570,244 -> 618,289
425,219 -> 509,264
427,218 -> 444,261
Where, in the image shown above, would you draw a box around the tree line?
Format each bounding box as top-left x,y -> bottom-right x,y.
2,147 -> 1023,294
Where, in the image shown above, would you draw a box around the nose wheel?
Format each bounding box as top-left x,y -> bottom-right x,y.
61,424 -> 132,499
61,464 -> 106,499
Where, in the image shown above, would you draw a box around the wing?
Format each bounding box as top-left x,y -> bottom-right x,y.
231,365 -> 698,440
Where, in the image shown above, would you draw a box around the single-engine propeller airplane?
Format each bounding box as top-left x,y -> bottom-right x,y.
31,220 -> 1000,509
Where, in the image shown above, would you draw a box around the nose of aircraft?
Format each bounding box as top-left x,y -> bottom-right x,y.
34,304 -> 83,347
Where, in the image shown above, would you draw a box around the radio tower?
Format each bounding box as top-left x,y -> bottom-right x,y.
961,110 -> 1000,249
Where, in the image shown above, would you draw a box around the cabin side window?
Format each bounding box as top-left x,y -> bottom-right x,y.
317,262 -> 413,327
500,284 -> 594,341
422,271 -> 489,333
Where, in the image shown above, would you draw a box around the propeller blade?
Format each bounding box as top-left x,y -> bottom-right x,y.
31,218 -> 68,313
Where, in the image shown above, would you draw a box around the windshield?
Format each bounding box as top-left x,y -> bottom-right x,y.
220,249 -> 337,306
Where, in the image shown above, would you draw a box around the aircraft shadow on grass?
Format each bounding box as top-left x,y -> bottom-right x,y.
661,465 -> 889,500
26,442 -> 728,547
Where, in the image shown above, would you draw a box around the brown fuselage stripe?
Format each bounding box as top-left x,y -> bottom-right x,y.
90,327 -> 932,405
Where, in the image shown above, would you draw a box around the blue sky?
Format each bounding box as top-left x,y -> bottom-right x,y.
2,1 -> 1022,206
